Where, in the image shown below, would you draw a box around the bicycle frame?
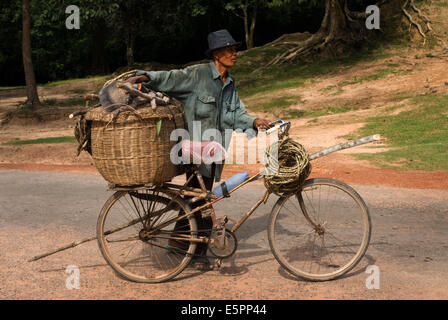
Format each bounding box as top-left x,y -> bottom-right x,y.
133,121 -> 378,245
157,166 -> 267,235
145,121 -> 292,241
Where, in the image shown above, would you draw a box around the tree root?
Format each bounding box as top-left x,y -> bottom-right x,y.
402,0 -> 426,45
252,34 -> 326,73
255,0 -> 387,72
410,0 -> 432,32
402,0 -> 446,49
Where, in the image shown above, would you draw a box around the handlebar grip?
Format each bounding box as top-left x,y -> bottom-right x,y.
266,125 -> 280,134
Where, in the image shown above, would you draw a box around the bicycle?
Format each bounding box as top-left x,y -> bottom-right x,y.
96,120 -> 373,283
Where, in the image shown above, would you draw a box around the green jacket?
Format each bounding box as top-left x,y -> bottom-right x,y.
136,61 -> 257,182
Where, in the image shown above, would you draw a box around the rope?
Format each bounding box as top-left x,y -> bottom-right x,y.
74,114 -> 92,156
263,138 -> 311,196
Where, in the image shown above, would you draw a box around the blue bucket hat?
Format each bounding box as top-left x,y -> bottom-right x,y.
205,29 -> 242,58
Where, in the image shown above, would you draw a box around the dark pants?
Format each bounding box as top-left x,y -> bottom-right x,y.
174,166 -> 215,257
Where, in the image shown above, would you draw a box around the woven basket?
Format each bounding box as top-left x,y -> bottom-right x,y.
84,103 -> 185,187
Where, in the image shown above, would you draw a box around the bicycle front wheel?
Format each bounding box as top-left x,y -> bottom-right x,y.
268,178 -> 371,281
97,189 -> 198,283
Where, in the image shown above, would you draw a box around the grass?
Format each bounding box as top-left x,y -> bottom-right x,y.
349,94 -> 448,171
41,75 -> 107,87
339,65 -> 412,87
254,95 -> 304,112
234,38 -> 401,99
284,105 -> 361,119
42,97 -> 85,107
0,86 -> 25,91
318,64 -> 413,98
2,136 -> 76,145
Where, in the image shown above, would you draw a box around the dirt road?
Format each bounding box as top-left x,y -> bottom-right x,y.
1,169 -> 447,299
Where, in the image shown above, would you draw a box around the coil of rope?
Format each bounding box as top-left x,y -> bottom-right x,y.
263,137 -> 311,196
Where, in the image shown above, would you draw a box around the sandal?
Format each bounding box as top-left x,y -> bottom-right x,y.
189,257 -> 214,271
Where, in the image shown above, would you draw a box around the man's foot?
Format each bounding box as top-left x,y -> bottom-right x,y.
189,256 -> 214,271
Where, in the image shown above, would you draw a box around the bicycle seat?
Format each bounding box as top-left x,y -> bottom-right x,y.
181,140 -> 227,164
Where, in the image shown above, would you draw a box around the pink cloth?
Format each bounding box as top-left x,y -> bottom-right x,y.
181,140 -> 226,164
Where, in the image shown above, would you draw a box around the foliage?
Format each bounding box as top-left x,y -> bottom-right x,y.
0,0 -> 397,86
2,136 -> 77,145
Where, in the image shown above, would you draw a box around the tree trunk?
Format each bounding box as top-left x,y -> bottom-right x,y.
242,1 -> 250,49
247,2 -> 258,49
21,0 -> 40,107
126,33 -> 135,66
262,0 -> 367,68
90,20 -> 106,74
320,0 -> 365,45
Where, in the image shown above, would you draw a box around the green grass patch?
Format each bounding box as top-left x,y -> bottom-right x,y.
0,86 -> 25,91
254,95 -> 304,112
285,105 -> 359,119
390,92 -> 415,102
234,38 -> 399,99
68,88 -> 88,95
349,94 -> 448,171
2,136 -> 77,145
318,64 -> 412,98
41,75 -> 107,87
340,66 -> 412,87
42,97 -> 85,107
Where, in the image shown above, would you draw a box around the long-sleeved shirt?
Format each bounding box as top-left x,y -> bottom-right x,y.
136,61 -> 257,182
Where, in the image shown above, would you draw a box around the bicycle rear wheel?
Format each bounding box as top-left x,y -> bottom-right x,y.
97,189 -> 197,283
268,178 -> 371,281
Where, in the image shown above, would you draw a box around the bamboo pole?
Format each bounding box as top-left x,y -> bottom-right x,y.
28,215 -> 145,262
309,134 -> 380,160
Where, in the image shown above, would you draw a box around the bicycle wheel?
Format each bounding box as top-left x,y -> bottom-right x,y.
97,189 -> 198,283
268,178 -> 371,281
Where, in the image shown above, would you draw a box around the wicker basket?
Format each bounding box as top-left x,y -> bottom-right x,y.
84,103 -> 185,187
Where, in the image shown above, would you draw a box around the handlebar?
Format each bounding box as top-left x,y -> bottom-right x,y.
265,120 -> 291,136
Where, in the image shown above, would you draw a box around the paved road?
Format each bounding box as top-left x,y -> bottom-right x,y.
0,169 -> 447,299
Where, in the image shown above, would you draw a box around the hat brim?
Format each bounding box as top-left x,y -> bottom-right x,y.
205,41 -> 242,58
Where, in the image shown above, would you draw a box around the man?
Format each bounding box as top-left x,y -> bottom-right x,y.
126,29 -> 271,269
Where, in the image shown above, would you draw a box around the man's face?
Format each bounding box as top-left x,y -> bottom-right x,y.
213,46 -> 238,68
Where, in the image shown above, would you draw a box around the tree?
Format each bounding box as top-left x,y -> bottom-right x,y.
263,0 -> 388,68
80,0 -> 120,74
110,0 -> 150,67
225,0 -> 261,49
21,0 -> 40,106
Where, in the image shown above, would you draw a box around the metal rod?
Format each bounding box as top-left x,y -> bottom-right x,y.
231,190 -> 269,233
210,172 -> 261,204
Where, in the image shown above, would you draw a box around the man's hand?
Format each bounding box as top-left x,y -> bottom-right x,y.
125,75 -> 149,84
253,118 -> 272,130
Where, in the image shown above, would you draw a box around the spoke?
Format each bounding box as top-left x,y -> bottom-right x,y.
325,231 -> 357,255
318,184 -> 321,225
321,234 -> 339,269
303,190 -> 319,224
120,197 -> 144,232
106,236 -> 140,243
129,193 -> 146,228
